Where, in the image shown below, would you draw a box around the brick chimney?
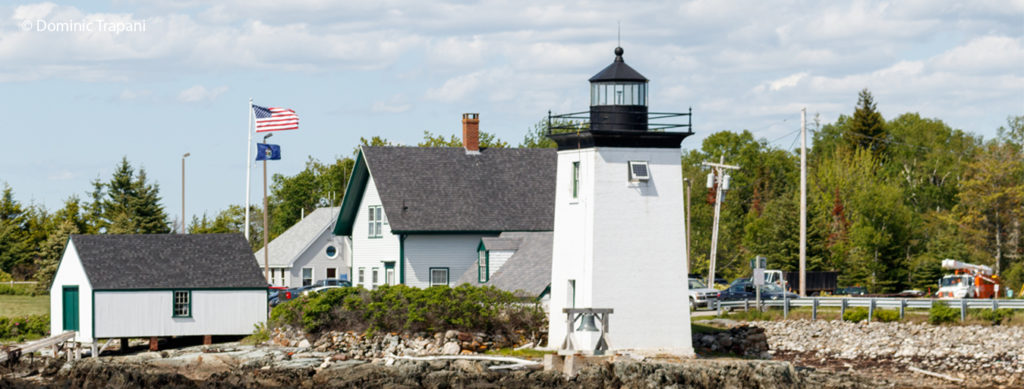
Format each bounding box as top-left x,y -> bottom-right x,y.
462,113 -> 480,154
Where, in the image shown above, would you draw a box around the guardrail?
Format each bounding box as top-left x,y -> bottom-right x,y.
715,297 -> 1024,322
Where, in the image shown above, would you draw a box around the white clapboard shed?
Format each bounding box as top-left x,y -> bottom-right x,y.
49,234 -> 268,344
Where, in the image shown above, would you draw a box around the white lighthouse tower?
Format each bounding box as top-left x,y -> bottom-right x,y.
547,47 -> 694,355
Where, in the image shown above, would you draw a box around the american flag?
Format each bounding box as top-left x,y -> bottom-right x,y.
253,104 -> 299,132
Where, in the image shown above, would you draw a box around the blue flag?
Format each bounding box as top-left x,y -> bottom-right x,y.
256,143 -> 281,161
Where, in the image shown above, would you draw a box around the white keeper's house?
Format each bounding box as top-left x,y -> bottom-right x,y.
332,114 -> 556,290
49,234 -> 268,344
255,206 -> 348,288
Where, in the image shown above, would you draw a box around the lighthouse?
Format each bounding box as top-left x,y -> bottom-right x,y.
547,46 -> 694,355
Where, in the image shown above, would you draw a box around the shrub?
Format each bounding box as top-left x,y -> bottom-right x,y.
929,304 -> 960,324
872,309 -> 900,323
0,284 -> 37,296
269,284 -> 546,339
843,307 -> 869,322
0,314 -> 49,341
971,308 -> 1014,325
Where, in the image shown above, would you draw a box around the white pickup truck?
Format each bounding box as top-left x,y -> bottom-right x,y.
688,278 -> 720,310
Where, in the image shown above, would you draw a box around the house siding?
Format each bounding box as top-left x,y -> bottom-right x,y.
94,290 -> 266,338
287,229 -> 348,287
351,175 -> 400,288
404,234 -> 489,288
487,250 -> 515,279
49,240 -> 95,343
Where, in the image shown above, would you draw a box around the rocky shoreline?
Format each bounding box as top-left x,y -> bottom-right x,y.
2,320 -> 1021,388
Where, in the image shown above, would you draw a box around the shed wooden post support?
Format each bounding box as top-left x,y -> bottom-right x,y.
149,337 -> 159,352
203,335 -> 213,345
120,338 -> 129,352
91,343 -> 98,358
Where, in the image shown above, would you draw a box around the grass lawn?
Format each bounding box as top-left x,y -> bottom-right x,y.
0,294 -> 49,317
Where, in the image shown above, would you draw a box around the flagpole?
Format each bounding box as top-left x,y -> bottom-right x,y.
245,98 -> 253,241
262,135 -> 272,283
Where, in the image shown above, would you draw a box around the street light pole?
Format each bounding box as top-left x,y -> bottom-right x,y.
262,133 -> 273,284
181,152 -> 190,234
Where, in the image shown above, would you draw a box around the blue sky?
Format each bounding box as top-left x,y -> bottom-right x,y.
1,1 -> 1021,225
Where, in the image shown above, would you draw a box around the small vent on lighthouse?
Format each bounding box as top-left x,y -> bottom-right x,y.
628,161 -> 650,181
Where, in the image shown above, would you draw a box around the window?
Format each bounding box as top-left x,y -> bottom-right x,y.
173,290 -> 191,317
368,205 -> 383,238
327,268 -> 337,279
325,245 -> 337,258
372,268 -> 379,284
628,161 -> 650,181
430,268 -> 449,287
477,249 -> 489,283
572,161 -> 580,199
358,268 -> 365,284
302,268 -> 313,287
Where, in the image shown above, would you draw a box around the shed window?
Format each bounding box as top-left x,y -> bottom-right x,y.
430,268 -> 449,287
173,290 -> 191,318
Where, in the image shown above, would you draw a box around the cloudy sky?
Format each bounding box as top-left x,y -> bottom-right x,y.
1,0 -> 1021,224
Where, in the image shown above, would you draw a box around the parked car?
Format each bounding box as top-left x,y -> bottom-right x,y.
718,279 -> 799,301
835,286 -> 867,296
269,286 -> 310,307
687,278 -> 719,310
305,278 -> 352,295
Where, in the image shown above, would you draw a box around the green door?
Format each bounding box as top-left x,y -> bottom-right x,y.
62,286 -> 79,331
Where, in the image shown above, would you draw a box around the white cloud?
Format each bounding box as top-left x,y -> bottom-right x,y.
371,94 -> 412,113
177,85 -> 227,102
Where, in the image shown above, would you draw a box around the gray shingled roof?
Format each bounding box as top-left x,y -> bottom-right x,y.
255,207 -> 338,267
481,237 -> 522,251
457,231 -> 552,297
71,234 -> 266,290
363,146 -> 556,232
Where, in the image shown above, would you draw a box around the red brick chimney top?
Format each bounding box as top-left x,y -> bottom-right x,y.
462,113 -> 480,153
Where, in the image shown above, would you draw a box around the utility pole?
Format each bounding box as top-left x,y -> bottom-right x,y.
245,99 -> 254,241
703,156 -> 740,288
683,178 -> 692,275
181,152 -> 190,234
800,108 -> 807,297
262,133 -> 273,283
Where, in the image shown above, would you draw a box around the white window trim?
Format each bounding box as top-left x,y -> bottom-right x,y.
368,205 -> 383,238
429,267 -> 450,287
301,267 -> 314,287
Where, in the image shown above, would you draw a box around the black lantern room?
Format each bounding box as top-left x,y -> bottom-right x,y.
546,47 -> 693,151
589,47 -> 648,131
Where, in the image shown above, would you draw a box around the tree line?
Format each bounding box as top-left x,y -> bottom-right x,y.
3,91 -> 1020,295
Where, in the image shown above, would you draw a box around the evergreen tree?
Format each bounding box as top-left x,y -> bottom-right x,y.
94,157 -> 170,234
0,185 -> 32,273
847,89 -> 887,155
